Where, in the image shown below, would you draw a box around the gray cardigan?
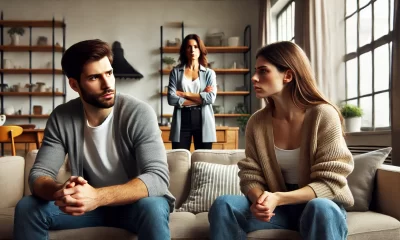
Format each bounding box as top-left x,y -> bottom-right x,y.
29,93 -> 175,211
167,65 -> 217,142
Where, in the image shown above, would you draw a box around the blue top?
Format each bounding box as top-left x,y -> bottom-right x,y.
167,65 -> 217,142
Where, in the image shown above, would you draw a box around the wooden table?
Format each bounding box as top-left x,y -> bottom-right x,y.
1,129 -> 44,155
14,129 -> 44,149
10,127 -> 240,152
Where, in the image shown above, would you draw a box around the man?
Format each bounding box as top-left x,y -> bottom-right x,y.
13,39 -> 173,240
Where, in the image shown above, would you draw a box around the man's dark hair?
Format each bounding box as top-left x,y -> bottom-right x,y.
61,39 -> 113,81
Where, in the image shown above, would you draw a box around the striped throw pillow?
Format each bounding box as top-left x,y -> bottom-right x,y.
176,161 -> 243,213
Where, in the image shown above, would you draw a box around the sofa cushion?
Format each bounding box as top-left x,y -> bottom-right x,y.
169,212 -> 209,239
0,207 -> 14,239
347,211 -> 400,240
167,149 -> 191,209
243,211 -> 400,240
177,162 -> 243,213
191,149 -> 245,165
346,147 -> 392,211
0,156 -> 24,208
49,227 -> 137,240
170,212 -> 303,240
247,229 -> 301,240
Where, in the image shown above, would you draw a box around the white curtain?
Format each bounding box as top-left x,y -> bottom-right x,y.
295,0 -> 346,104
391,0 -> 400,166
258,0 -> 271,109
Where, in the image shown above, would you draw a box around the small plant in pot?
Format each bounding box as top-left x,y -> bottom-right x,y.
7,27 -> 25,46
340,104 -> 363,132
235,103 -> 250,132
162,57 -> 176,70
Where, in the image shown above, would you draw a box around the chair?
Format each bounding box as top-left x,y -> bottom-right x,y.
0,126 -> 23,156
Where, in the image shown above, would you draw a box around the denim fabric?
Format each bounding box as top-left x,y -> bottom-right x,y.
14,195 -> 170,240
172,107 -> 212,150
208,195 -> 347,240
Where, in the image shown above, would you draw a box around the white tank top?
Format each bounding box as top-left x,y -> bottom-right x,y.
181,74 -> 200,94
274,146 -> 300,184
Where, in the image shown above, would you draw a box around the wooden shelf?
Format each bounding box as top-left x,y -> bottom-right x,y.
207,46 -> 250,53
161,91 -> 250,96
0,45 -> 63,52
0,20 -> 65,28
5,114 -> 50,119
162,113 -> 250,118
0,92 -> 65,96
161,46 -> 249,53
0,69 -> 63,74
160,68 -> 249,75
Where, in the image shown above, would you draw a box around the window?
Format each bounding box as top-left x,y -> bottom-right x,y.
344,0 -> 395,130
276,0 -> 295,42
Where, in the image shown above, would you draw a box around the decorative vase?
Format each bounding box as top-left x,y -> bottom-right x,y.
228,36 -> 240,46
10,34 -> 20,46
345,117 -> 361,132
4,106 -> 15,115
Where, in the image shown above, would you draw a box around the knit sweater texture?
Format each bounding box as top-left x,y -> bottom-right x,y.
238,104 -> 354,207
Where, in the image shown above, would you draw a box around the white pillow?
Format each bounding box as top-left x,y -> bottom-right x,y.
177,162 -> 243,213
346,147 -> 392,211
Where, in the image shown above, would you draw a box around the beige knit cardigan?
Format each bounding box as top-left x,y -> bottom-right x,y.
238,104 -> 354,207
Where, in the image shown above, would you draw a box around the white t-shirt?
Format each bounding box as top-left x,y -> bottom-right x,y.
274,146 -> 300,184
83,111 -> 128,188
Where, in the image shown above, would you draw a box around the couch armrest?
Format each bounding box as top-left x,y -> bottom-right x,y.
0,156 -> 25,208
373,164 -> 400,221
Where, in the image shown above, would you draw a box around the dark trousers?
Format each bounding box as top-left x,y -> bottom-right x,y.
172,106 -> 212,151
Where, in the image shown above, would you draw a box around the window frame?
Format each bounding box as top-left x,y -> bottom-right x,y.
344,0 -> 394,131
276,0 -> 295,42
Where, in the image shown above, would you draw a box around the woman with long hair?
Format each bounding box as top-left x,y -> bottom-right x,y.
209,41 -> 353,240
167,34 -> 217,150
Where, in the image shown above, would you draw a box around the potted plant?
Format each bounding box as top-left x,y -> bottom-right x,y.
7,27 -> 25,46
235,103 -> 250,132
162,57 -> 176,70
340,104 -> 363,132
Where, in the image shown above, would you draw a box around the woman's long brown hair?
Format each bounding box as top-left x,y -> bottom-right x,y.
178,34 -> 208,68
257,41 -> 345,134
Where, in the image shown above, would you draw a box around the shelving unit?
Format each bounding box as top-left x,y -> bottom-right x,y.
161,113 -> 249,118
0,12 -> 66,122
5,114 -> 50,119
159,23 -> 252,124
0,92 -> 64,96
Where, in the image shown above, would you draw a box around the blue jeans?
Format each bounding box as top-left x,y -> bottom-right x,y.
14,195 -> 170,240
208,195 -> 347,240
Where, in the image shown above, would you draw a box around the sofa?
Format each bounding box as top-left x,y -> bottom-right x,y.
0,149 -> 399,240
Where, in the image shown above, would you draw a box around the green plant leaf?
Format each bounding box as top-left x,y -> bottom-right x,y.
7,27 -> 25,36
340,104 -> 363,118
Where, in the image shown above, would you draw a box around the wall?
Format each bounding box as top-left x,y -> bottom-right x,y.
0,0 -> 259,143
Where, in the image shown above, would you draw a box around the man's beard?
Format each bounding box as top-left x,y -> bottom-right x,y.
80,86 -> 116,109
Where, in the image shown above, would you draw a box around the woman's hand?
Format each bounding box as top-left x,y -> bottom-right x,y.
204,86 -> 213,92
176,91 -> 185,97
250,191 -> 280,222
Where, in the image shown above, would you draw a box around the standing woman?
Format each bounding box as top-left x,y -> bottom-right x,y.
209,41 -> 354,240
167,34 -> 217,150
